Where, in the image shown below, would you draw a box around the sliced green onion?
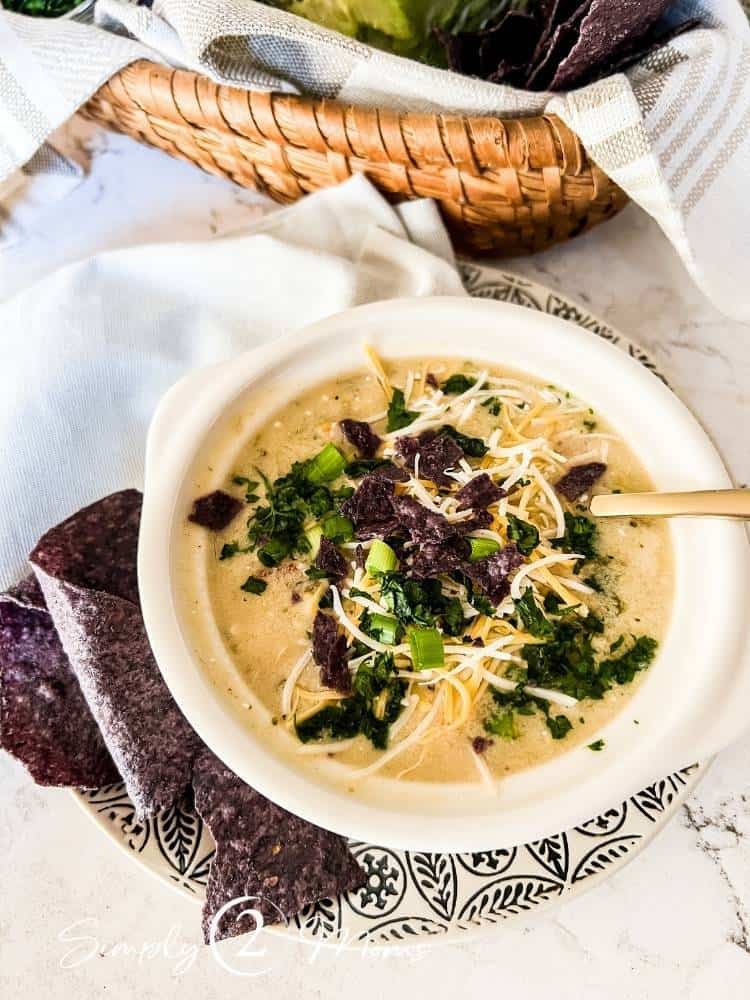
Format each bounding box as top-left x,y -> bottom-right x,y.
365,539 -> 399,575
367,613 -> 400,645
306,443 -> 346,484
305,524 -> 323,558
468,537 -> 501,562
408,627 -> 444,671
321,513 -> 354,544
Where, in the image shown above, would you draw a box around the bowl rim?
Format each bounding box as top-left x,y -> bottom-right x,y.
138,296 -> 750,852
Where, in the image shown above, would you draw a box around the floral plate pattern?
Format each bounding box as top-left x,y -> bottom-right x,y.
73,264 -> 703,946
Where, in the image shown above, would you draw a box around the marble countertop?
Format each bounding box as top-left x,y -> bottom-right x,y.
2,115 -> 749,1000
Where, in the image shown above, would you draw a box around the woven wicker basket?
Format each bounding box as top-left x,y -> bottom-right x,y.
83,59 -> 628,257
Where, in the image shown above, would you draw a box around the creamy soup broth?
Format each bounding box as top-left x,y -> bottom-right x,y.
176,358 -> 673,787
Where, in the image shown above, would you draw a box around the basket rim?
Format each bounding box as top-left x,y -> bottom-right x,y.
82,57 -> 627,258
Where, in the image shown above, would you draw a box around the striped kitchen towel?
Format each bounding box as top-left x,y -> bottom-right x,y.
1,0 -> 748,319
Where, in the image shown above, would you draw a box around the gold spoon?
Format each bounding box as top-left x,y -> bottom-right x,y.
589,489 -> 750,520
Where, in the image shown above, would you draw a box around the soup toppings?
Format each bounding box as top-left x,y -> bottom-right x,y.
192,350 -> 664,786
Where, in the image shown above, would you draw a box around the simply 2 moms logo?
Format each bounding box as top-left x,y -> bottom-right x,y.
57,896 -> 431,977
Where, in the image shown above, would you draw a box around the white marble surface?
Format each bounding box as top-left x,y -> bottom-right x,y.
2,115 -> 750,999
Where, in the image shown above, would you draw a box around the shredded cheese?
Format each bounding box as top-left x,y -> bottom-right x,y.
282,347 -> 615,781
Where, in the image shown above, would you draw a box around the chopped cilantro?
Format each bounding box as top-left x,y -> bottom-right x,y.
552,512 -> 598,562
439,425 -> 488,458
450,573 -> 495,617
598,636 -> 658,687
514,589 -> 554,639
232,476 -> 260,502
441,374 -> 476,394
220,541 -> 241,560
506,513 -> 539,555
545,713 -> 573,740
242,457 -> 351,569
296,653 -> 405,749
494,686 -> 573,741
441,596 -> 466,637
484,684 -> 536,740
257,536 -> 293,567
318,586 -> 334,609
378,573 -> 466,635
481,396 -> 502,416
588,739 -> 606,751
380,573 -> 432,625
344,458 -> 392,478
523,611 -> 652,703
522,616 -> 598,699
471,593 -> 496,617
485,708 -> 518,740
240,576 -> 267,595
305,565 -> 331,581
295,700 -> 362,742
386,388 -> 418,432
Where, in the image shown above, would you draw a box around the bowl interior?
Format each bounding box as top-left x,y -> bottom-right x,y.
139,297 -> 748,851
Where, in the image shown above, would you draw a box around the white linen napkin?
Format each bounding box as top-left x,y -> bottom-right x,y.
0,174 -> 464,590
0,1 -> 748,321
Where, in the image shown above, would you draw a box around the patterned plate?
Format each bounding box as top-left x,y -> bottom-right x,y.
73,263 -> 704,946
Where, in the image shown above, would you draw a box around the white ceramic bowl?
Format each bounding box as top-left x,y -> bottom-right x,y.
139,297 -> 750,852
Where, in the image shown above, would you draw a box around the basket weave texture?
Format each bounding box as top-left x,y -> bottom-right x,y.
83,60 -> 628,257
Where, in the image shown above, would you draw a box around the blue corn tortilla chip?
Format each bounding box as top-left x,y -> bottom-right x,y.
188,490 -> 243,531
454,508 -> 494,534
29,491 -> 203,816
314,537 -> 348,580
555,462 -> 607,500
396,431 -> 463,487
193,749 -> 365,943
573,16 -> 700,85
481,11 -> 542,84
342,473 -> 467,544
6,575 -> 46,609
0,579 -> 119,788
409,539 -> 468,579
465,543 -> 524,604
3,492 -> 370,945
528,0 -> 589,68
30,489 -> 141,604
312,610 -> 351,694
472,735 -> 493,755
436,0 -> 686,93
526,2 -> 590,90
456,473 -> 507,511
551,0 -> 673,90
391,495 -> 458,544
368,462 -> 409,484
341,475 -> 400,540
339,419 -> 381,459
436,9 -> 540,80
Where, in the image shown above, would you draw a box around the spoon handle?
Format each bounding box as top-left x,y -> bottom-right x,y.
589,489 -> 750,520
